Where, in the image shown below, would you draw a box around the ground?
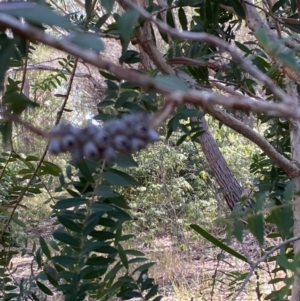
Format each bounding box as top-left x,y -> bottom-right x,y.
9,217 -> 279,301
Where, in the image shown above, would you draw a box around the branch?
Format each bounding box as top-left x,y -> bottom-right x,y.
203,105 -> 299,178
1,13 -> 300,177
8,64 -> 106,89
1,112 -> 48,138
167,57 -> 222,73
8,64 -> 91,77
0,0 -> 99,238
232,235 -> 300,301
208,76 -> 264,100
128,3 -> 294,179
1,56 -> 79,240
118,0 -> 291,103
9,64 -> 98,80
0,14 -> 286,116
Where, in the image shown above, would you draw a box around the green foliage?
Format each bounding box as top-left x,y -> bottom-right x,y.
0,152 -> 161,300
190,224 -> 247,262
154,75 -> 189,92
0,3 -> 73,30
0,152 -> 59,299
31,56 -> 73,92
46,160 -> 160,300
0,0 -> 300,300
0,33 -> 26,90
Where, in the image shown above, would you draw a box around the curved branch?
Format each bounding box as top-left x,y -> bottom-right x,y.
204,105 -> 299,178
118,0 -> 291,103
124,1 -> 299,179
0,13 -> 300,177
0,14 -> 296,118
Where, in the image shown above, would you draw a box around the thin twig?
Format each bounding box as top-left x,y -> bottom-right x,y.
210,250 -> 223,301
1,112 -> 49,138
232,235 -> 300,301
20,41 -> 29,94
0,55 -> 79,241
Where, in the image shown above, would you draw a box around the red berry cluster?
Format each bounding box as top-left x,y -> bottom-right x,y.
48,113 -> 160,161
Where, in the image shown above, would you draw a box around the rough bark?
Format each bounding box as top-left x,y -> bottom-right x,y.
130,0 -> 244,211
288,80 -> 300,301
291,133 -> 300,301
198,117 -> 243,210
240,1 -> 300,297
203,105 -> 300,179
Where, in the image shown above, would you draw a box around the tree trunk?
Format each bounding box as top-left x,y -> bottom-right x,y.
291,143 -> 300,301
288,82 -> 300,301
198,117 -> 243,210
129,0 -> 244,212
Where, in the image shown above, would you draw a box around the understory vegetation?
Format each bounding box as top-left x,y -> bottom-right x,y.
1,0 -> 300,300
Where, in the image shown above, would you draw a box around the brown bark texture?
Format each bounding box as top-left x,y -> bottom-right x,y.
289,91 -> 300,301
198,117 -> 243,210
127,0 -> 244,211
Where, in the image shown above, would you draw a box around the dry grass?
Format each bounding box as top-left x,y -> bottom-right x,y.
9,198 -> 284,301
10,224 -> 282,301
139,235 -> 282,300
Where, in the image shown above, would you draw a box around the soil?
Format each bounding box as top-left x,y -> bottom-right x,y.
8,218 -> 277,301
